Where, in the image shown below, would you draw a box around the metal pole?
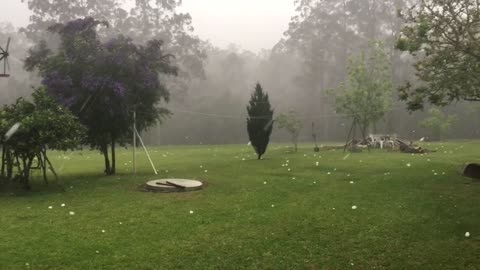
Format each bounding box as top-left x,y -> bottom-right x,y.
133,110 -> 136,176
135,127 -> 158,175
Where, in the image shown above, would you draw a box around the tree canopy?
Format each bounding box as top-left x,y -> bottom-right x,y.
397,0 -> 480,110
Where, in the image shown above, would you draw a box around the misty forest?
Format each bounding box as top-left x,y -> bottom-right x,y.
1,0 -> 480,269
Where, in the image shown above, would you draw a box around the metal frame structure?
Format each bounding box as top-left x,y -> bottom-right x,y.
0,37 -> 11,77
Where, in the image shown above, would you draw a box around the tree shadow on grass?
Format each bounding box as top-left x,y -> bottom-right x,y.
0,171 -> 148,197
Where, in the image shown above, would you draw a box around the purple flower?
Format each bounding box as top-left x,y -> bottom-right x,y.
112,82 -> 126,97
42,71 -> 73,94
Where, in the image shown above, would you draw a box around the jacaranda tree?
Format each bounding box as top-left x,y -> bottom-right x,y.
25,17 -> 177,175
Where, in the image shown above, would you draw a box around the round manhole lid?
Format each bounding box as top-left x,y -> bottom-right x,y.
146,179 -> 203,192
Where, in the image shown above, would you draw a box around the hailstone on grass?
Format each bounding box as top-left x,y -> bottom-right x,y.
465,232 -> 470,237
352,205 -> 357,210
69,211 -> 75,215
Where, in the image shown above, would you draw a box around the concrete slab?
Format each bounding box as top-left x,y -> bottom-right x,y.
146,179 -> 203,192
166,179 -> 203,191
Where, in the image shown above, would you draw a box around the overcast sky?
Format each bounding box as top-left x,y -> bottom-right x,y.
1,0 -> 295,53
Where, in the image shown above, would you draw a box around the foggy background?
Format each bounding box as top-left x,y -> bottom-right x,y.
0,0 -> 477,146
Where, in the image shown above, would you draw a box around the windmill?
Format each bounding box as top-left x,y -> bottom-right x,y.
0,37 -> 11,77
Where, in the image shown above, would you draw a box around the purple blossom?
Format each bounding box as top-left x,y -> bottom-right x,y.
42,71 -> 73,94
113,82 -> 126,97
61,96 -> 76,108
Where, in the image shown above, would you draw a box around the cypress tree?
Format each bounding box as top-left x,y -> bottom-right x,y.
247,83 -> 274,160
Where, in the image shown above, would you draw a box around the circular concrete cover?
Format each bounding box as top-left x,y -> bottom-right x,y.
146,179 -> 203,192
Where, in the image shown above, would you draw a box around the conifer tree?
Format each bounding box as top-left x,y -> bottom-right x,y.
247,83 -> 274,160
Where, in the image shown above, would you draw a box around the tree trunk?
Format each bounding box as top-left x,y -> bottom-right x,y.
6,150 -> 13,179
21,156 -> 33,190
102,144 -> 111,175
110,137 -> 116,175
42,149 -> 58,182
1,145 -> 5,178
39,152 -> 48,185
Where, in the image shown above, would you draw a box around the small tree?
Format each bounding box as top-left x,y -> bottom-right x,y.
247,83 -> 274,160
330,42 -> 393,141
0,88 -> 85,189
419,108 -> 456,141
276,110 -> 303,152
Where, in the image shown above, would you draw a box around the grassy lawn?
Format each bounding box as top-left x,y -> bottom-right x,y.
1,141 -> 480,269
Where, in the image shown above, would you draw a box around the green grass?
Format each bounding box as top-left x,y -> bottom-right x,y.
1,141 -> 480,269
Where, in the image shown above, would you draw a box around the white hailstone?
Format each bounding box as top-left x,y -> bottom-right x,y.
286,160 -> 290,163
48,206 -> 53,209
101,230 -> 106,233
242,158 -> 246,161
69,211 -> 75,215
332,208 -> 336,210
351,205 -> 357,210
189,210 -> 194,214
304,154 -> 307,157
292,177 -> 296,180
442,172 -> 446,175
96,250 -> 100,254
204,170 -> 208,173
434,173 -> 438,176
263,181 -> 267,184
427,159 -> 431,162
349,181 -> 354,184
61,203 -> 66,207
287,168 -> 291,171
334,168 -> 337,171
313,181 -> 317,184
347,174 -> 351,177
327,172 -> 331,175
271,204 -> 275,208
465,232 -> 470,238
200,165 -> 203,168
406,163 -> 411,167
